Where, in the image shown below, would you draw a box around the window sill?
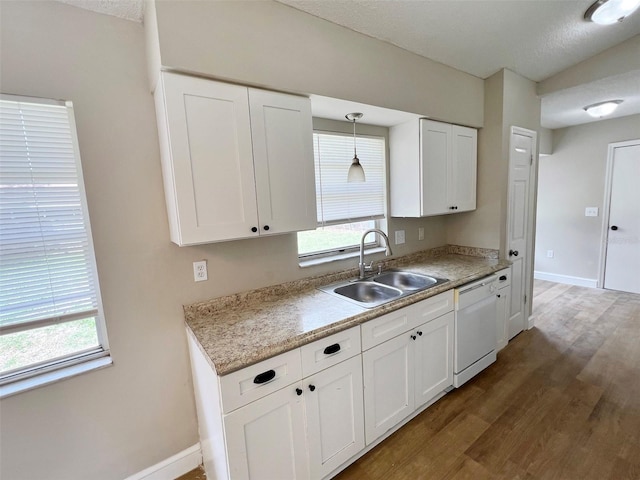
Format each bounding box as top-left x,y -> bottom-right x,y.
299,246 -> 387,268
0,355 -> 112,399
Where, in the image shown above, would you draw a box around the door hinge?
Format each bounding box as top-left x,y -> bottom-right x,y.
524,294 -> 528,304
530,155 -> 533,165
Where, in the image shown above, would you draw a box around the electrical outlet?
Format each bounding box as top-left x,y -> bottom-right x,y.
585,207 -> 599,217
395,230 -> 405,245
418,227 -> 425,241
547,250 -> 554,258
193,260 -> 208,282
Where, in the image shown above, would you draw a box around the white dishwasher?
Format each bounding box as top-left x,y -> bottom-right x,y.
453,275 -> 498,387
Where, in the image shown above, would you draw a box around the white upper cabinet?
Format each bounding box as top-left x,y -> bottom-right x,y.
154,72 -> 316,246
390,118 -> 477,217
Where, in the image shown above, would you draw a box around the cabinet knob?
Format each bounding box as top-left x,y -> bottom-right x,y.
295,388 -> 303,396
308,384 -> 316,392
263,225 -> 270,231
611,225 -> 618,231
251,227 -> 258,233
497,294 -> 501,298
509,249 -> 519,257
417,331 -> 422,336
410,334 -> 417,340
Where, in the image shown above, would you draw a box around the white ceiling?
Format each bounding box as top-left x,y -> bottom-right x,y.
56,0 -> 640,129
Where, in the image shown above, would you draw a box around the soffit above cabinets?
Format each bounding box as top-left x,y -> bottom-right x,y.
310,95 -> 422,128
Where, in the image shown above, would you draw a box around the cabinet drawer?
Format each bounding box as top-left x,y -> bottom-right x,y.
301,326 -> 361,377
412,290 -> 454,326
361,303 -> 417,351
494,267 -> 511,287
219,349 -> 302,413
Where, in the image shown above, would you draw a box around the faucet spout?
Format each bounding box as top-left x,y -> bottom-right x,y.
359,229 -> 393,279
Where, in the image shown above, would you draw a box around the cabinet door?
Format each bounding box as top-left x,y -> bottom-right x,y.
224,384 -> 309,480
305,356 -> 365,479
420,119 -> 450,215
363,333 -> 415,445
496,286 -> 510,351
249,89 -> 317,235
158,72 -> 259,245
449,126 -> 477,212
414,312 -> 454,408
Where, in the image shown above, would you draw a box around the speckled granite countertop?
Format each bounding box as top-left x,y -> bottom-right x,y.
184,245 -> 510,376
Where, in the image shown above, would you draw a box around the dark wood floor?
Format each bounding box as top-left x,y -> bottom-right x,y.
180,280 -> 640,479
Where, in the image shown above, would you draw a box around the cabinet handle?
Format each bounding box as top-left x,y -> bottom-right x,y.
499,275 -> 507,281
410,334 -> 417,340
308,384 -> 316,392
263,225 -> 270,231
251,227 -> 258,233
253,369 -> 276,384
417,331 -> 422,336
296,388 -> 303,396
323,343 -> 341,355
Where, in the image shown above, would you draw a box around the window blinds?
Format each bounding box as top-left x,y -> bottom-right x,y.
313,132 -> 385,226
0,97 -> 99,334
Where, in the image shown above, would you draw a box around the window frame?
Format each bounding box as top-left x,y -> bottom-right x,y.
0,93 -> 111,397
298,120 -> 389,263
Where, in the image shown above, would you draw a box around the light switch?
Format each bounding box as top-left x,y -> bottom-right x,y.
418,227 -> 425,241
585,207 -> 599,217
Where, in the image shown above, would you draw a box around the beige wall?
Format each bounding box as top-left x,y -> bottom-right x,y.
149,0 -> 485,128
535,114 -> 640,282
446,69 -> 541,257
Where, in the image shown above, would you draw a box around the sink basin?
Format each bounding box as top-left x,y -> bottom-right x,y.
333,282 -> 402,306
318,270 -> 449,308
373,271 -> 438,291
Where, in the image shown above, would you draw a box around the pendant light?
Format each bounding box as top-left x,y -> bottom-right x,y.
584,0 -> 640,24
346,113 -> 365,183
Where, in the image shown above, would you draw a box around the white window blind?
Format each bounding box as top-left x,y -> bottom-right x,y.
313,132 -> 385,226
0,96 -> 101,337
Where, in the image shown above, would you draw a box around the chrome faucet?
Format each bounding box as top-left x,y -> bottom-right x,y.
359,229 -> 393,279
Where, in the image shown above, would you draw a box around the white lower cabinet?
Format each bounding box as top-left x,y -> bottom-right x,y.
363,331 -> 415,445
188,293 -> 455,479
361,291 -> 454,445
304,355 -> 365,479
414,311 -> 454,408
494,267 -> 512,351
224,384 -> 309,480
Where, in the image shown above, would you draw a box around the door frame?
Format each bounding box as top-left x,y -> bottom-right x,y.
597,139 -> 640,289
506,126 -> 538,330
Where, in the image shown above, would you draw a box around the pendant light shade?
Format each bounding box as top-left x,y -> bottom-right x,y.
584,0 -> 640,24
346,113 -> 366,183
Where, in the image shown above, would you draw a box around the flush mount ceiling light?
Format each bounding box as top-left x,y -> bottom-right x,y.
346,112 -> 365,183
584,0 -> 640,24
584,100 -> 623,117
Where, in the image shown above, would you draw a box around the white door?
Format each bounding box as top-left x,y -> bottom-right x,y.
224,384 -> 309,480
507,128 -> 535,340
304,356 -> 365,479
248,89 -> 316,236
362,333 -> 415,445
413,312 -> 454,408
160,72 -> 259,245
603,141 -> 640,294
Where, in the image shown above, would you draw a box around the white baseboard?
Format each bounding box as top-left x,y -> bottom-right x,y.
534,271 -> 598,288
124,443 -> 202,480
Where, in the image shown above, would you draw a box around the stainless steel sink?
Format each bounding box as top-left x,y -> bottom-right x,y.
333,282 -> 402,306
318,270 -> 449,308
373,271 -> 438,291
